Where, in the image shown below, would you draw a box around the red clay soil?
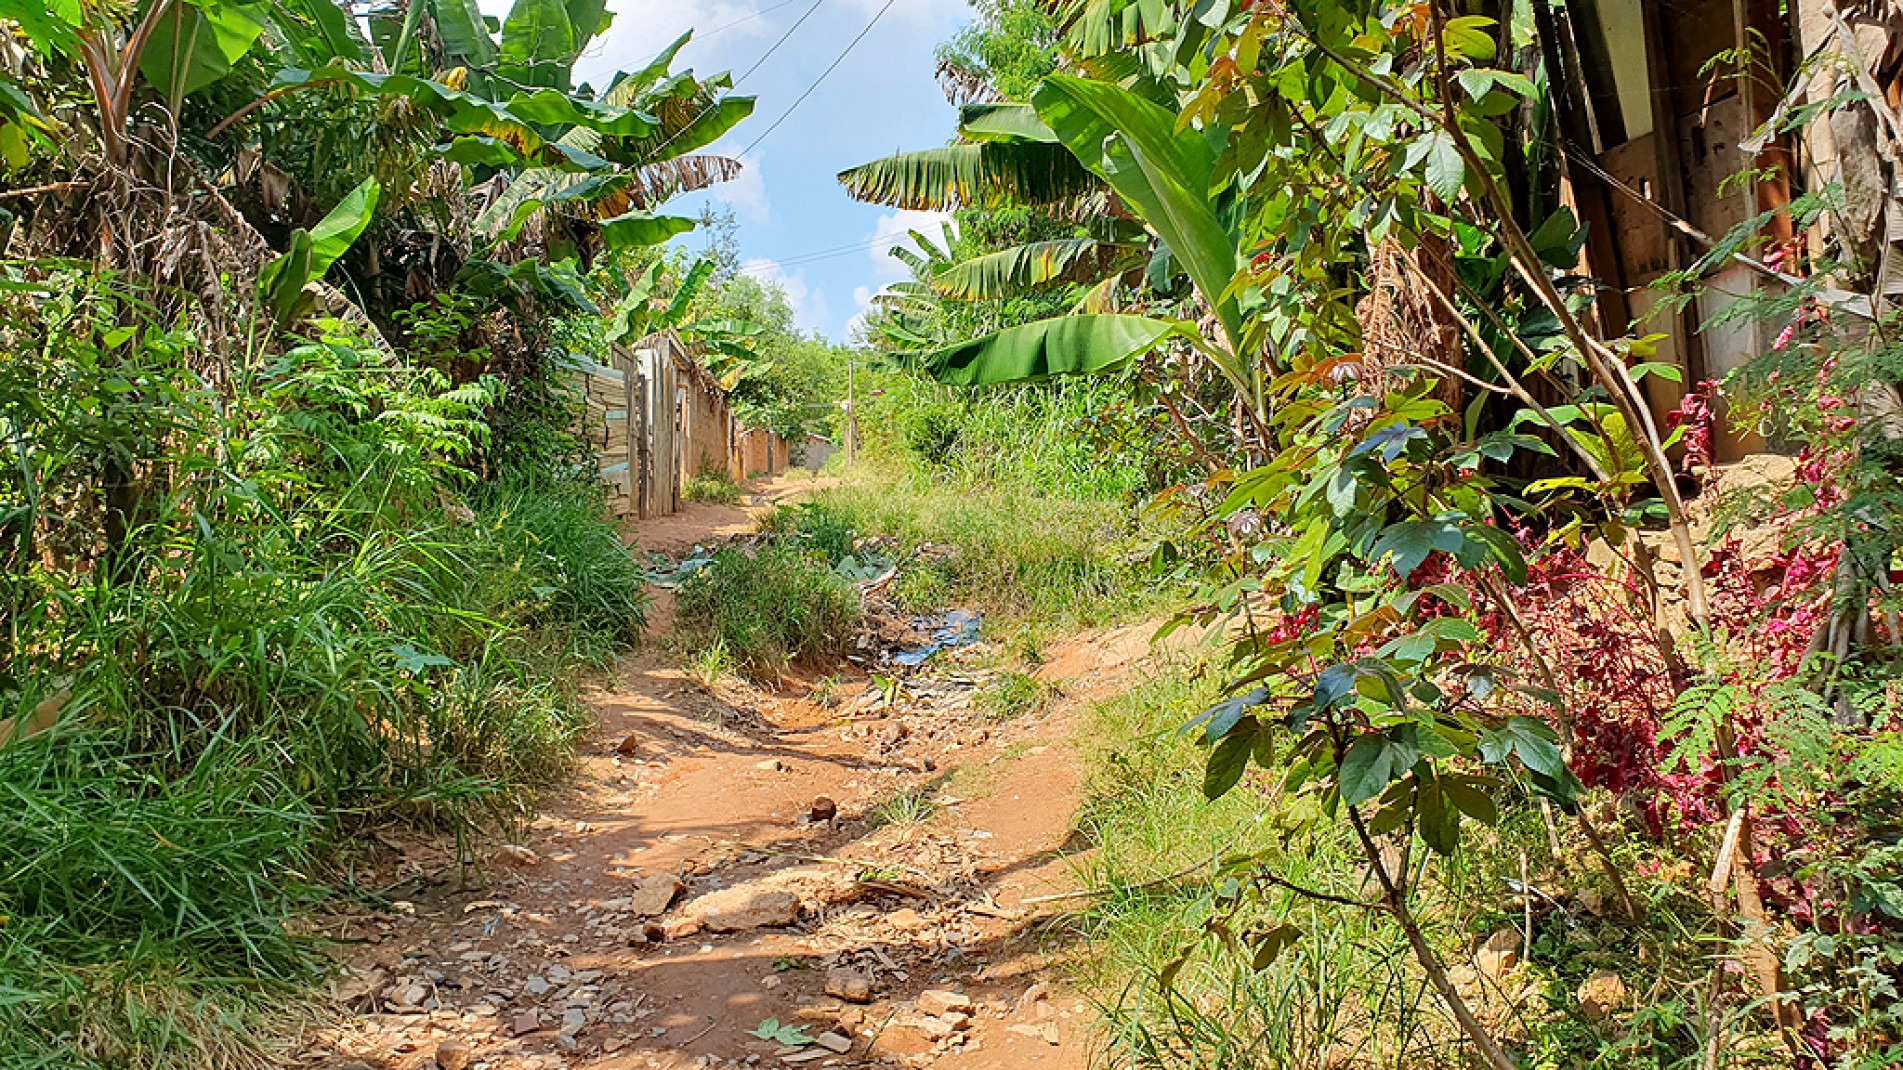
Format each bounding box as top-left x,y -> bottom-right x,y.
295,480 -> 1154,1070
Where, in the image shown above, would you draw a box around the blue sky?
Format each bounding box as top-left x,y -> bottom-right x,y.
544,0 -> 975,341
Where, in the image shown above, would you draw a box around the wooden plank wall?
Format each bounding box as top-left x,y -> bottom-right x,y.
568,332 -> 801,520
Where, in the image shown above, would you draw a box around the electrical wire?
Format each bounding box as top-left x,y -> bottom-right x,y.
699,0 -> 806,40
634,0 -> 827,166
737,0 -> 897,157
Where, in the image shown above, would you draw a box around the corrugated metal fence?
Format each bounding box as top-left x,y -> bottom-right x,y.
568,331 -> 799,520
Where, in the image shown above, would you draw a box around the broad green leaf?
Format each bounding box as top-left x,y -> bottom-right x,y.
498,0 -> 575,91
1032,75 -> 1241,351
932,239 -> 1128,300
1370,520 -> 1465,579
257,228 -> 313,324
428,0 -> 498,66
909,314 -> 1180,386
563,0 -> 610,50
1417,778 -> 1461,855
141,0 -> 270,104
957,102 -> 1057,143
1339,735 -> 1400,807
1421,131 -> 1464,201
1439,775 -> 1499,825
838,142 -> 1096,210
599,211 -> 695,249
1204,721 -> 1256,799
307,176 -> 381,277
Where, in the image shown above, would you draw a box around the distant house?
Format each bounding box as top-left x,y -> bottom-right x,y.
1548,0 -> 1903,460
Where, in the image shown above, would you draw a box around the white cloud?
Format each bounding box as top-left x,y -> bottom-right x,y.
740,257 -> 831,333
714,153 -> 773,227
839,0 -> 975,31
867,208 -> 956,282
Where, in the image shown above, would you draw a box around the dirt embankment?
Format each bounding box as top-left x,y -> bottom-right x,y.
299,480 -> 1158,1070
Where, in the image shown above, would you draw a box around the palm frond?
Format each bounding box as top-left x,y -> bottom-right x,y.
931,237 -> 1131,300
935,56 -> 1000,105
838,142 -> 1097,211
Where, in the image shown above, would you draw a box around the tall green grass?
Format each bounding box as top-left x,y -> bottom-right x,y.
0,287 -> 650,1067
1072,671 -> 1456,1069
674,542 -> 860,680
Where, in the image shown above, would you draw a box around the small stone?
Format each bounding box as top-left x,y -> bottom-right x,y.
1475,928 -> 1520,979
434,1038 -> 472,1070
493,844 -> 539,868
389,983 -> 428,1010
628,873 -> 685,916
510,1010 -> 541,1037
809,796 -> 838,823
760,973 -> 782,990
824,967 -> 873,1004
1576,971 -> 1628,1021
560,1008 -> 587,1034
615,732 -> 642,755
756,758 -> 785,772
813,1032 -> 852,1054
904,1014 -> 956,1040
915,990 -> 972,1018
1007,1022 -> 1061,1045
686,886 -> 800,931
523,976 -> 552,997
885,908 -> 927,932
662,916 -> 702,939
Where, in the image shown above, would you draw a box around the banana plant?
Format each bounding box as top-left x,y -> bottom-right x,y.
605,258 -> 770,389
257,175 -> 379,325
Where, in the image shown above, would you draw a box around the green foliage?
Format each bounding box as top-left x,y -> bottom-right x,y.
977,670 -> 1054,721
674,543 -> 860,680
0,728 -> 319,1069
682,469 -> 744,505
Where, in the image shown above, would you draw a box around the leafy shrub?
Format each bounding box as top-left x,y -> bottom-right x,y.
978,671 -> 1055,721
674,543 -> 860,679
761,500 -> 858,565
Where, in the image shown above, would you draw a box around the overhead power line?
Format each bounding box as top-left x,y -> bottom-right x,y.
636,0 -> 827,166
738,0 -> 897,156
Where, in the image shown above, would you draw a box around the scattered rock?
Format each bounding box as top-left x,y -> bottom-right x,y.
813,1032 -> 853,1054
523,976 -> 552,997
1008,1022 -> 1061,1045
493,844 -> 539,868
1475,928 -> 1521,979
686,886 -> 800,932
509,1010 -> 541,1037
434,1038 -> 472,1070
1576,971 -> 1628,1021
614,732 -> 642,755
760,973 -> 782,990
809,796 -> 838,823
756,757 -> 785,772
386,982 -> 428,1010
902,1013 -> 957,1040
560,1007 -> 587,1035
1015,982 -> 1051,1015
915,990 -> 972,1018
885,907 -> 928,933
628,873 -> 685,916
662,916 -> 702,939
824,967 -> 873,1003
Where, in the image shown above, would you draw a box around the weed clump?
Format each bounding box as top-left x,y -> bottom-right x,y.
675,543 -> 860,680
683,469 -> 745,505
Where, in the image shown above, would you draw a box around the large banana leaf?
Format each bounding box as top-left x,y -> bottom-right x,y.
275,0 -> 368,67
1031,74 -> 1240,351
429,0 -> 499,68
932,238 -> 1132,300
498,0 -> 574,91
957,102 -> 1055,143
599,210 -> 694,250
911,313 -> 1180,386
141,0 -> 269,105
258,176 -> 379,324
838,142 -> 1096,211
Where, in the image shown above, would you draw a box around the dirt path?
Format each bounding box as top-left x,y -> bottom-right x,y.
300,481 -> 1156,1070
